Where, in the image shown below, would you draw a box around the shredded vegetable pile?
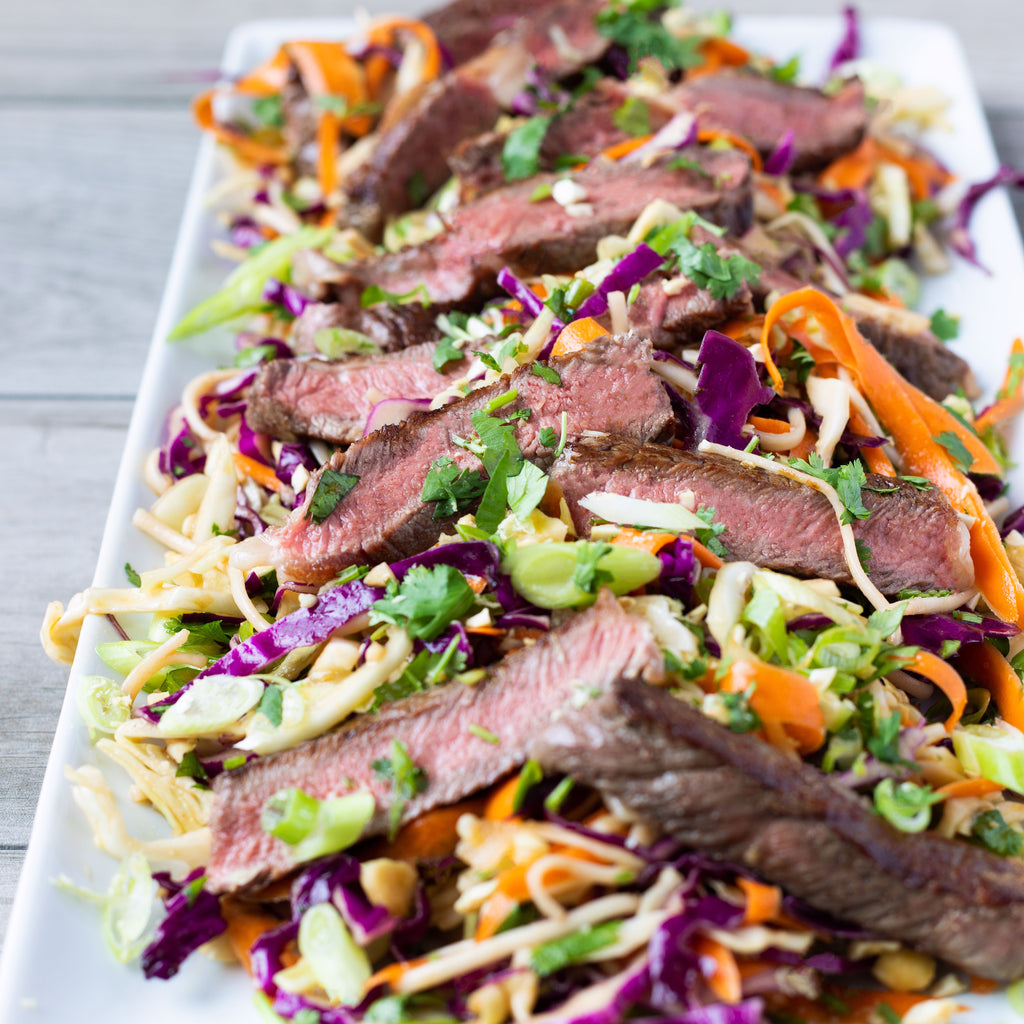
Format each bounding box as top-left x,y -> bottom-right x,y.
41,3 -> 1024,1024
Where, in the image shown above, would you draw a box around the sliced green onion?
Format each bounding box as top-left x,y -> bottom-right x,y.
952,724 -> 1024,795
168,225 -> 333,341
544,776 -> 575,813
577,491 -> 706,534
503,541 -> 660,610
513,759 -> 544,813
261,788 -> 375,862
101,853 -> 158,963
564,278 -> 595,309
156,674 -> 265,737
298,902 -> 372,1005
1007,978 -> 1024,1019
873,778 -> 941,833
77,675 -> 132,741
468,723 -> 501,745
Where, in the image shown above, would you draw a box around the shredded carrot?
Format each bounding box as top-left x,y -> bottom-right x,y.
687,37 -> 750,79
599,134 -> 654,162
848,409 -> 897,478
789,427 -> 818,462
550,317 -> 610,358
362,18 -> 443,98
316,109 -> 343,198
475,889 -> 520,941
483,774 -> 521,821
465,625 -> 506,636
818,136 -> 877,191
366,957 -> 427,992
957,640 -> 1024,732
693,933 -> 743,1004
905,648 -> 967,732
697,128 -> 763,172
609,527 -> 678,555
968,975 -> 1001,995
377,800 -> 484,862
232,451 -> 283,493
233,46 -> 293,94
876,140 -> 955,201
192,90 -> 290,166
720,313 -> 766,346
285,41 -> 372,134
736,877 -> 782,925
221,899 -> 288,976
689,537 -> 724,570
749,415 -> 793,435
720,658 -> 826,755
975,338 -> 1024,433
935,777 -> 1004,800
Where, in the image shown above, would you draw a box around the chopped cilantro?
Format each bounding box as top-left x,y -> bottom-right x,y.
252,94 -> 284,128
432,335 -> 464,372
256,684 -> 284,727
694,506 -> 729,557
369,564 -> 476,641
663,231 -> 761,300
530,921 -> 622,976
769,55 -> 800,82
372,739 -> 428,841
531,362 -> 562,386
421,456 -> 487,519
612,96 -> 651,137
573,542 -> 615,594
124,562 -> 142,587
721,689 -> 761,734
971,809 -> 1024,857
929,308 -> 960,342
539,427 -> 559,448
468,723 -> 501,744
999,351 -> 1024,401
502,116 -> 551,182
371,638 -> 467,711
865,710 -> 910,766
175,751 -> 210,786
596,0 -> 703,73
164,615 -> 240,656
933,431 -> 974,474
899,475 -> 933,491
530,182 -> 553,202
855,539 -> 872,569
876,1004 -> 902,1024
304,469 -> 360,525
788,453 -> 871,525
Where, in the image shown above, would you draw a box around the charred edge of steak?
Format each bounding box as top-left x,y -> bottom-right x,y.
207,591 -> 662,893
550,435 -> 974,595
535,676 -> 1024,981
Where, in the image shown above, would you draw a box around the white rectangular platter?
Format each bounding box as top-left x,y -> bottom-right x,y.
2,13 -> 1022,1024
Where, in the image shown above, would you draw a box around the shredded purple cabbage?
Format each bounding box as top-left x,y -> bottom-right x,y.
622,113 -> 698,165
264,277 -> 314,317
229,216 -> 265,249
573,243 -> 664,321
659,538 -> 699,604
391,540 -> 503,586
948,165 -> 1024,272
794,183 -> 872,259
250,919 -> 299,994
158,418 -> 206,480
763,130 -> 795,176
292,856 -> 394,945
695,331 -> 775,450
496,266 -> 557,325
1002,502 -> 1024,538
363,396 -> 433,437
141,869 -> 226,980
827,5 -> 860,75
900,612 -> 1018,653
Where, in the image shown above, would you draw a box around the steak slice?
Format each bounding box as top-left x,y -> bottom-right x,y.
243,335 -> 672,584
342,0 -> 610,240
668,72 -> 867,172
550,435 -> 974,595
246,346 -> 466,445
326,149 -> 752,309
534,677 -> 1024,981
289,300 -> 443,356
207,592 -> 662,893
421,0 -> 565,67
450,80 -> 674,199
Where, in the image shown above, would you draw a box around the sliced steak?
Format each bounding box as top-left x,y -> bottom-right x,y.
246,346 -> 466,445
550,435 -> 974,594
450,80 -> 673,199
535,677 -> 1024,981
245,335 -> 672,584
326,149 -> 753,309
289,300 -> 443,356
421,0 -> 564,67
342,0 -> 610,240
208,592 -> 662,893
669,72 -> 867,172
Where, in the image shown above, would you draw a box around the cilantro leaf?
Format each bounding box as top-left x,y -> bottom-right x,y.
933,431 -> 973,474
573,542 -> 614,594
421,457 -> 487,519
694,506 -> 729,557
506,459 -> 549,521
721,689 -> 761,734
769,54 -> 800,82
929,308 -> 960,342
432,335 -> 463,371
972,809 -> 1024,857
596,0 -> 703,73
667,234 -> 761,300
304,469 -> 360,525
474,450 -> 511,535
531,363 -> 562,386
372,739 -> 428,841
371,638 -> 467,711
124,562 -> 142,587
369,564 -> 476,641
788,453 -> 871,525
252,94 -> 285,128
175,751 -> 210,786
502,116 -> 551,182
256,684 -> 284,727
539,427 -> 559,448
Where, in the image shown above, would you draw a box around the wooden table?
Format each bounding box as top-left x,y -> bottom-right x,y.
3,0 -> 1023,952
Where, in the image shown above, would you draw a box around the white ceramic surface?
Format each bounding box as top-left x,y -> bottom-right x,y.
2,14 -> 1022,1024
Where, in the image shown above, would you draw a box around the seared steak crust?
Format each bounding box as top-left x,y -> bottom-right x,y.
208,593 -> 661,893
551,435 -> 974,594
535,677 -> 1024,981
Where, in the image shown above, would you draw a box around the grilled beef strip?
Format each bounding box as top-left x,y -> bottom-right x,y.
289,299 -> 443,355
534,676 -> 1024,981
341,0 -> 610,240
318,148 -> 753,311
238,334 -> 672,584
550,435 -> 974,595
207,592 -> 663,893
668,72 -> 868,173
246,345 -> 468,445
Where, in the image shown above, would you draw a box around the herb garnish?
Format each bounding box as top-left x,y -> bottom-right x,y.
421,457 -> 488,519
370,564 -> 476,641
304,468 -> 360,525
372,739 -> 428,841
788,453 -> 871,524
502,116 -> 552,182
971,809 -> 1024,857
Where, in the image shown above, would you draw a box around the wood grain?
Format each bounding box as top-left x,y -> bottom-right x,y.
2,0 -> 1022,963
